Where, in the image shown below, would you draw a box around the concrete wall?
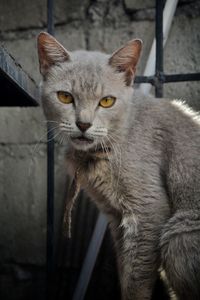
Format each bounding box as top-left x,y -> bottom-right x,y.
0,0 -> 200,266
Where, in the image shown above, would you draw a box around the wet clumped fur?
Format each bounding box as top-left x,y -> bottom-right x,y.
37,32 -> 200,300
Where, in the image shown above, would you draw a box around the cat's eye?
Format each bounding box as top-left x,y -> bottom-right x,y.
99,96 -> 116,108
57,91 -> 74,104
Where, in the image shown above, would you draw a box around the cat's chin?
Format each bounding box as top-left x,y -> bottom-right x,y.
70,138 -> 111,155
70,144 -> 112,160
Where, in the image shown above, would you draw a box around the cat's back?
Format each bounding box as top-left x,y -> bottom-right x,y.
130,92 -> 200,150
119,93 -> 200,169
149,97 -> 200,156
129,94 -> 200,210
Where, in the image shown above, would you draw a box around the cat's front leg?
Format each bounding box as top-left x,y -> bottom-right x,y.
112,214 -> 160,300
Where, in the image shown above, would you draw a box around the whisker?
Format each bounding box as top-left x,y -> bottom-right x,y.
101,139 -> 114,187
104,134 -> 122,200
42,120 -> 60,124
28,124 -> 61,176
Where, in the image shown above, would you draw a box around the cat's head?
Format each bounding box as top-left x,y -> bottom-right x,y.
37,32 -> 142,152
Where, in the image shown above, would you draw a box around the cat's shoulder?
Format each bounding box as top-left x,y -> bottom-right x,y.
133,90 -> 200,128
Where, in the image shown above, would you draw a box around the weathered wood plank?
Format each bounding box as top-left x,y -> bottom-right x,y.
0,46 -> 39,106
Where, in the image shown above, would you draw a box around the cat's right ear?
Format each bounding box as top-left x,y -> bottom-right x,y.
109,39 -> 142,86
37,32 -> 70,76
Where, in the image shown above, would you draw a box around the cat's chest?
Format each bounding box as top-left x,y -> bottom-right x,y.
66,150 -> 164,216
78,159 -> 114,197
66,154 -> 121,212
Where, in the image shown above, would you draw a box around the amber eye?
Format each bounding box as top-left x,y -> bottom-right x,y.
57,91 -> 74,104
99,96 -> 116,108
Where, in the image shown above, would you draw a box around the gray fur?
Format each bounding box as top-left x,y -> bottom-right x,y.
38,34 -> 200,300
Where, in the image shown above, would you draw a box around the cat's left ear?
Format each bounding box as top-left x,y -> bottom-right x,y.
37,32 -> 70,76
109,39 -> 142,86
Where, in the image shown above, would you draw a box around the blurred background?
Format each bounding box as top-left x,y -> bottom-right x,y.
0,0 -> 200,299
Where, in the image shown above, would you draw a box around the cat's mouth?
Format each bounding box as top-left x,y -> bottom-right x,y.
71,135 -> 94,145
71,135 -> 111,155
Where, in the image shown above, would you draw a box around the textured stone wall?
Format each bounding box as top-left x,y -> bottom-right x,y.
0,0 -> 200,266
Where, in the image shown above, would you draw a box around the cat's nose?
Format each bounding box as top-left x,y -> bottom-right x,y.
76,121 -> 92,132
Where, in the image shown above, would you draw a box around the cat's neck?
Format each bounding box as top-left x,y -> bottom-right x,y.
67,146 -> 111,163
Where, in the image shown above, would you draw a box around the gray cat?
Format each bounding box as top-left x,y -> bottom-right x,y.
37,32 -> 200,300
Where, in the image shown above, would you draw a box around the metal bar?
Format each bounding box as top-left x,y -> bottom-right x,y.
72,213 -> 108,300
135,73 -> 200,85
47,0 -> 54,35
46,0 -> 55,297
155,0 -> 164,97
135,75 -> 155,85
164,73 -> 200,83
47,124 -> 55,277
